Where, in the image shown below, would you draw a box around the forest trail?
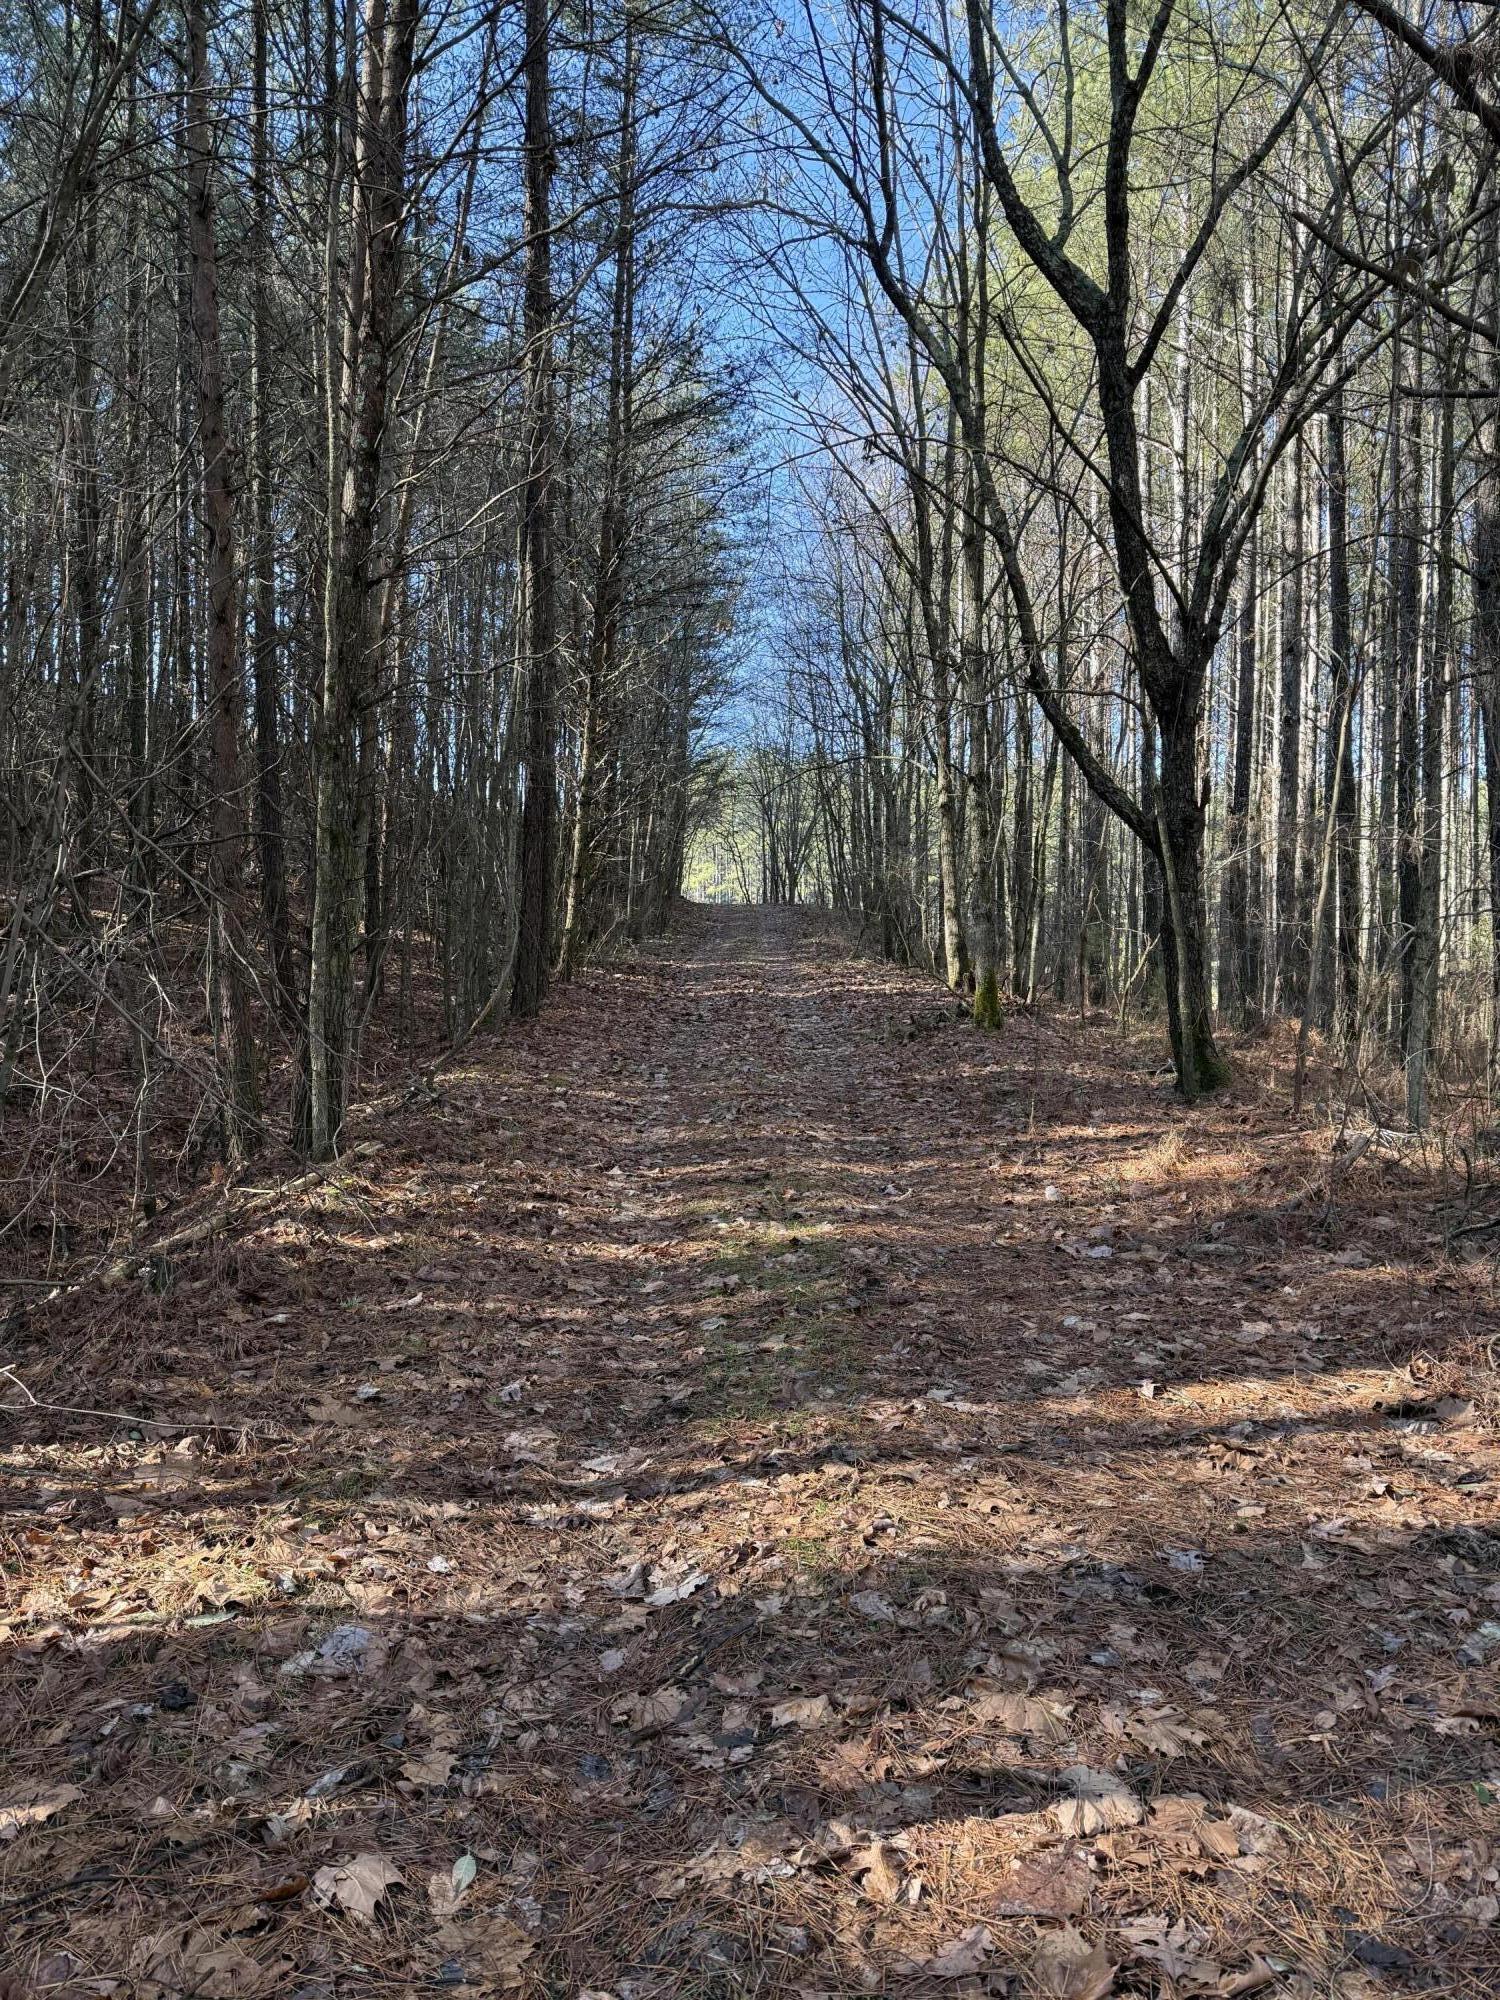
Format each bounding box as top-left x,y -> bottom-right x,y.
3,908 -> 1498,1996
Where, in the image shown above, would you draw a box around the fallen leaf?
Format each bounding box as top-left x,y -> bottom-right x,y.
0,1781 -> 83,1840
280,1622 -> 387,1679
1030,1924 -> 1117,1999
435,1909 -> 534,1987
645,1566 -> 709,1606
400,1749 -> 455,1786
850,1838 -> 905,1903
923,1924 -> 993,1976
1218,1960 -> 1281,1996
1121,1913 -> 1210,1980
972,1687 -> 1074,1740
992,1847 -> 1090,1917
770,1693 -> 831,1728
1123,1705 -> 1214,1758
131,1926 -> 290,2000
428,1851 -> 478,1915
618,1684 -> 691,1730
312,1851 -> 405,1921
850,1589 -> 896,1621
1049,1766 -> 1143,1836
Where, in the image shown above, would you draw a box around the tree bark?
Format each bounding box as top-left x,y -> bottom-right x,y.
184,0 -> 262,1159
250,0 -> 297,1027
1325,379 -> 1360,1033
511,0 -> 559,1019
307,0 -> 418,1156
561,4 -> 637,980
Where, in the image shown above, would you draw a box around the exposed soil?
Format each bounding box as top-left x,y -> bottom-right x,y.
2,906 -> 1497,1998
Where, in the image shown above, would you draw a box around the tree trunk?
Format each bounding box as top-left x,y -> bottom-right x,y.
560,4 -> 636,980
1394,323 -> 1423,1046
1478,207 -> 1500,1085
1407,351 -> 1457,1126
64,207 -> 102,873
511,0 -> 558,1019
1156,712 -> 1225,1097
1276,441 -> 1306,1010
185,0 -> 262,1159
962,498 -> 999,1026
307,0 -> 418,1156
250,0 -> 297,1028
932,649 -> 966,992
1325,380 -> 1360,1033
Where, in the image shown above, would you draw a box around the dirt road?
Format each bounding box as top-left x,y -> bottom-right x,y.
3,907 -> 1496,1995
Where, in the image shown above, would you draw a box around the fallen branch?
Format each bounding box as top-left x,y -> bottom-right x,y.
351,944 -> 520,1125
93,1139 -> 385,1287
0,1140 -> 384,1298
0,1362 -> 293,1440
1444,1214 -> 1500,1243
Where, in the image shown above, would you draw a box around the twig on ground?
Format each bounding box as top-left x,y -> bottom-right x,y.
0,1139 -> 386,1300
0,1362 -> 292,1440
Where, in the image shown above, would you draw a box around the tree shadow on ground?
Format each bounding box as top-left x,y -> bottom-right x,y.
4,911 -> 1497,1994
3,1463 -> 1497,1997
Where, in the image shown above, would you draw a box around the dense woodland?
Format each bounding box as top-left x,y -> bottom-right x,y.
704,0 -> 1500,1127
4,0 -> 1500,1254
7,11 -> 1500,1990
0,0 -> 747,1223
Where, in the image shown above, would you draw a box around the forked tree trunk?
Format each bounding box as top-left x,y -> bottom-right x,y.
1155,713 -> 1224,1098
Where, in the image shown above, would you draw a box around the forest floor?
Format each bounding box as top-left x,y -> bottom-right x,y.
2,905 -> 1499,2000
